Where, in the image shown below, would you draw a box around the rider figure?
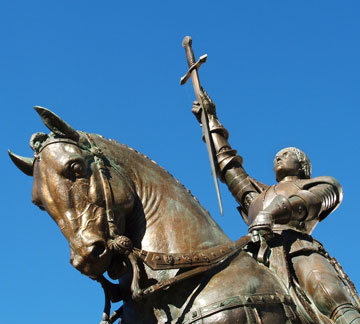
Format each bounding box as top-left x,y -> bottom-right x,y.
192,91 -> 360,324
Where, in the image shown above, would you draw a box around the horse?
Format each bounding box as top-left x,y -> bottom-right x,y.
9,107 -> 306,324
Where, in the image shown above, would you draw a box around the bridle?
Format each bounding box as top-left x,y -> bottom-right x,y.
34,133 -> 125,241
84,133 -> 121,240
34,133 -> 137,323
34,133 -> 252,324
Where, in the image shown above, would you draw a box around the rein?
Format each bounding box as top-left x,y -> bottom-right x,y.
82,134 -> 252,323
37,134 -> 252,324
99,234 -> 251,323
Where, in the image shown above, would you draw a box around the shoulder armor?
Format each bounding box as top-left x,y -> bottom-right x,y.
299,176 -> 343,202
297,176 -> 343,220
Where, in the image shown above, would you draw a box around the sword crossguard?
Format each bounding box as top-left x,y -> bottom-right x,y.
180,35 -> 223,215
180,54 -> 208,85
180,36 -> 208,86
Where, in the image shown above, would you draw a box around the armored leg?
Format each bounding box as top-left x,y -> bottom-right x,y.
331,304 -> 360,324
292,253 -> 360,323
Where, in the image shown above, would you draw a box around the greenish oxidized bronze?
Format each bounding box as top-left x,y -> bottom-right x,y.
8,37 -> 360,324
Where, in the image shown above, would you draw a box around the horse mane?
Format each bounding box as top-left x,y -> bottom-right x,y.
93,134 -> 211,217
30,129 -> 211,219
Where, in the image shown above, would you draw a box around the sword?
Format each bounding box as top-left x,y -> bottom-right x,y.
180,36 -> 223,216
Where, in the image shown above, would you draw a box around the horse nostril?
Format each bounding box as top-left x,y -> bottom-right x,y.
89,241 -> 107,259
71,254 -> 83,270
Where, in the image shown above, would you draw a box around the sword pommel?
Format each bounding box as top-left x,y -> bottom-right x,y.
180,36 -> 207,86
180,36 -> 223,215
182,36 -> 196,67
182,36 -> 192,48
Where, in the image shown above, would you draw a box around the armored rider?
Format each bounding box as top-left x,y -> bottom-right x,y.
192,91 -> 360,324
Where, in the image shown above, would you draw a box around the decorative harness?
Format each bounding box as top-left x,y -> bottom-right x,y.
35,133 -> 252,324
72,135 -> 360,324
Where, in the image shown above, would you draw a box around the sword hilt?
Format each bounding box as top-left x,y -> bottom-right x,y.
182,36 -> 196,67
180,36 -> 223,215
181,36 -> 206,101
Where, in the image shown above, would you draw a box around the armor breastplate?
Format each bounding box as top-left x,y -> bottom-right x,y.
248,179 -> 325,234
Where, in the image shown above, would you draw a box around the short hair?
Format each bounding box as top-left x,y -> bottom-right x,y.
274,147 -> 312,179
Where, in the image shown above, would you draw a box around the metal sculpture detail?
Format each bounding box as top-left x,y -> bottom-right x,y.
10,107 -> 305,324
8,37 -> 360,324
185,36 -> 360,324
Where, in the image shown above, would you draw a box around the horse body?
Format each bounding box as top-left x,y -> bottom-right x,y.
10,108 -> 304,324
96,136 -> 230,251
121,252 -> 295,323
93,136 -> 297,323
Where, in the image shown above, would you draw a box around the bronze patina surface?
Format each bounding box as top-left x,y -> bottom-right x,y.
8,37 -> 360,324
10,107 -> 305,324
186,35 -> 360,324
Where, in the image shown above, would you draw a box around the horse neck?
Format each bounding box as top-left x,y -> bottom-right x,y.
102,139 -> 230,254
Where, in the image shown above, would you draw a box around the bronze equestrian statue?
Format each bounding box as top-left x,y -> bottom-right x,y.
9,107 -> 308,324
8,37 -> 360,324
182,37 -> 360,324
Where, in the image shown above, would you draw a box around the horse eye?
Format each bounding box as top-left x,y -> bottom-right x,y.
70,162 -> 85,177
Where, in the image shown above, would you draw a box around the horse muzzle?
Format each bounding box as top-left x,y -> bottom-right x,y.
70,240 -> 113,277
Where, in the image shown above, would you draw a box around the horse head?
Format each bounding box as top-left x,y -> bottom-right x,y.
9,107 -> 135,279
10,108 -> 305,324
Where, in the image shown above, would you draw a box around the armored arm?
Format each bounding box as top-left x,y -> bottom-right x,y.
192,93 -> 261,216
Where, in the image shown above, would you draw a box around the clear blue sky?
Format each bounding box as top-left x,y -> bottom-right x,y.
2,1 -> 360,323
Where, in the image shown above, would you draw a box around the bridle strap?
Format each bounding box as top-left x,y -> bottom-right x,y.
36,134 -> 124,324
84,133 -> 120,240
132,235 -> 251,271
35,134 -> 119,240
129,234 -> 251,300
39,135 -> 252,321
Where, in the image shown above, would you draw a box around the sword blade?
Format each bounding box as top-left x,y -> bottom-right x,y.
182,36 -> 223,215
200,108 -> 223,215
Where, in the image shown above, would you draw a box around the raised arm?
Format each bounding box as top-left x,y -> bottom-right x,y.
192,90 -> 263,217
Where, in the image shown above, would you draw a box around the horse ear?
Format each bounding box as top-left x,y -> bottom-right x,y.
34,106 -> 80,142
8,150 -> 34,176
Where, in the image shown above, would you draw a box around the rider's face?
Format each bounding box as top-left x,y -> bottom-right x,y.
274,150 -> 301,181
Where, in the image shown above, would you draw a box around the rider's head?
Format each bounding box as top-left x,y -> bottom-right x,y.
273,147 -> 311,182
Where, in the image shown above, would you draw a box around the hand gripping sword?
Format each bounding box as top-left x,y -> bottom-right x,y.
180,36 -> 223,215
